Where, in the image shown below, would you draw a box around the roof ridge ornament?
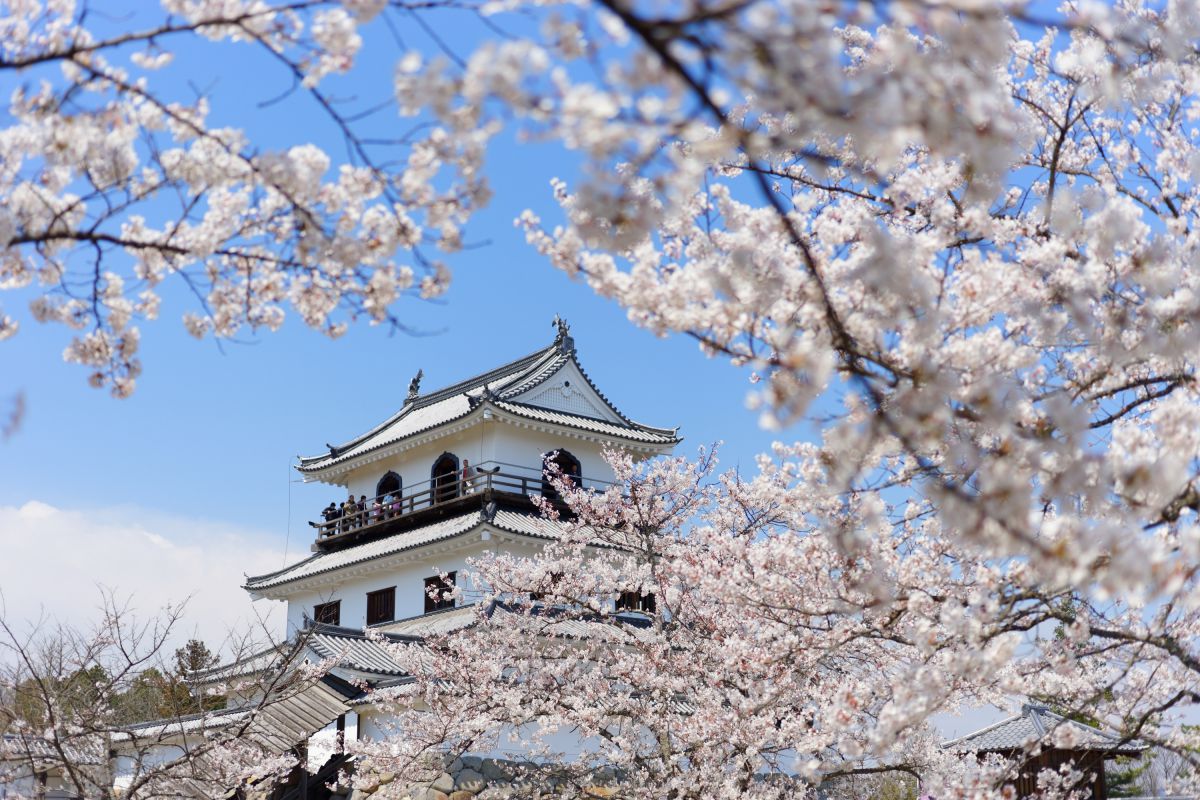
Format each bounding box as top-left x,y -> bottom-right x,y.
406,368 -> 424,401
552,314 -> 573,353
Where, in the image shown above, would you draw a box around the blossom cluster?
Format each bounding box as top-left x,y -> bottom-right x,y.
0,0 -> 488,396
359,1 -> 1200,793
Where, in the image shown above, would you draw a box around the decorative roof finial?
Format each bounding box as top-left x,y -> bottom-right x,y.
407,368 -> 424,401
552,315 -> 573,353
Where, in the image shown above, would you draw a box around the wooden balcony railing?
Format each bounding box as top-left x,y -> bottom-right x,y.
309,462 -> 615,547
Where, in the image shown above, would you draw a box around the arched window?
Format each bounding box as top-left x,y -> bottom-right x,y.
431,452 -> 460,504
375,471 -> 401,501
617,590 -> 656,615
541,449 -> 582,499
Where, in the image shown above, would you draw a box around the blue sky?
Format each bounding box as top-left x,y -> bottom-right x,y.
0,4 -> 803,641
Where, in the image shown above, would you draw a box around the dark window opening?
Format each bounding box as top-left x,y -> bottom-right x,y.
530,572 -> 565,602
541,449 -> 582,499
366,587 -> 396,625
424,572 -> 457,613
431,453 -> 460,504
617,590 -> 656,614
313,600 -> 341,626
376,471 -> 401,501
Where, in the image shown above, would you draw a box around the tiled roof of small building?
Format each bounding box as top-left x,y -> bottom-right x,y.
118,675 -> 359,757
297,336 -> 678,475
307,624 -> 417,676
187,643 -> 290,686
944,703 -> 1145,757
117,705 -> 253,739
1,732 -> 105,765
375,603 -> 481,637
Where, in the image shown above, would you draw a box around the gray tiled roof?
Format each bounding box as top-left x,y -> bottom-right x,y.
307,625 -> 415,676
944,704 -> 1145,756
497,609 -> 655,644
244,510 -> 575,592
375,603 -> 481,637
118,676 -> 359,756
373,601 -> 654,645
244,511 -> 486,591
187,643 -> 289,685
490,508 -> 577,540
297,338 -> 678,475
117,705 -> 252,739
1,733 -> 104,765
493,401 -> 678,443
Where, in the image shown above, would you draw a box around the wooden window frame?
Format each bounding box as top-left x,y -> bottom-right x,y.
616,590 -> 656,615
424,571 -> 457,613
541,449 -> 582,499
431,452 -> 460,504
375,471 -> 402,501
313,600 -> 341,626
366,586 -> 396,626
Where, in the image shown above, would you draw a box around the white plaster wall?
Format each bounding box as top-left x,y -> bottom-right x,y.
337,426 -> 491,503
481,424 -> 617,488
112,742 -> 189,788
281,534 -> 545,633
285,550 -> 477,633
507,360 -> 625,425
328,415 -> 628,505
356,708 -> 398,743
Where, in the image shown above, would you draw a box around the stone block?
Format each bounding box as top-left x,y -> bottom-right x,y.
431,772 -> 455,793
475,787 -> 513,800
454,767 -> 485,792
480,760 -> 510,782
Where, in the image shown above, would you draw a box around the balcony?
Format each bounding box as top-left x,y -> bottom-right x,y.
309,461 -> 615,551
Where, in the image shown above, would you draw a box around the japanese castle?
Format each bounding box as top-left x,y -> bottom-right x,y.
180,321 -> 679,793
247,319 -> 677,634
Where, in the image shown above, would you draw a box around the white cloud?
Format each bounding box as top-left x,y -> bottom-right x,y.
0,500 -> 287,657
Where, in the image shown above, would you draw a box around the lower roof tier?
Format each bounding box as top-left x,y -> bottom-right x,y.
244,506 -> 570,596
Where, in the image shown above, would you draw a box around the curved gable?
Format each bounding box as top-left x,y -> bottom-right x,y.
506,359 -> 625,424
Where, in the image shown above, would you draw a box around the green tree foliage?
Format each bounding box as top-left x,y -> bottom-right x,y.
1107,755 -> 1149,798
173,640 -> 219,677
3,640 -> 225,729
3,665 -> 111,729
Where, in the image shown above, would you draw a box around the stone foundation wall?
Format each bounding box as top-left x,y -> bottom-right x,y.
342,756 -> 618,800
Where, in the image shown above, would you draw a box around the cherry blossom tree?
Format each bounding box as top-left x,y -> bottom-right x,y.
358,2 -> 1200,793
0,0 -> 485,397
0,593 -> 320,799
8,0 -> 1200,797
353,450 -> 1185,798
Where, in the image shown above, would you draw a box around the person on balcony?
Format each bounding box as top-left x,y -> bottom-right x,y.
315,501 -> 340,535
462,459 -> 476,494
371,496 -> 383,524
